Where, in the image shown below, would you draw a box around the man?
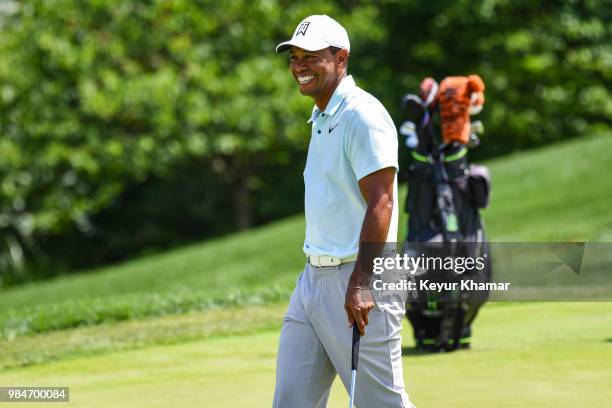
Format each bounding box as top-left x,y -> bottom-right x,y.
273,15 -> 415,408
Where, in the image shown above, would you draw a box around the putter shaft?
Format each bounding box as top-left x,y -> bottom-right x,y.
349,324 -> 361,407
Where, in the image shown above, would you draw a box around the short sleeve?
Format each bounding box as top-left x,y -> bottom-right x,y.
346,102 -> 399,181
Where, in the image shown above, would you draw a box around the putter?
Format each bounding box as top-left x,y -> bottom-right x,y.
349,324 -> 361,408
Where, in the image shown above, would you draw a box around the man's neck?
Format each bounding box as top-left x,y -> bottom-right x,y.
314,73 -> 347,111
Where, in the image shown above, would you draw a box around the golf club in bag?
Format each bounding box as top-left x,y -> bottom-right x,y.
399,76 -> 492,352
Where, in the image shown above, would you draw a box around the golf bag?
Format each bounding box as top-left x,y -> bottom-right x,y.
399,76 -> 492,352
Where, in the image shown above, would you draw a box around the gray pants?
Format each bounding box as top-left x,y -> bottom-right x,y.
272,262 -> 415,408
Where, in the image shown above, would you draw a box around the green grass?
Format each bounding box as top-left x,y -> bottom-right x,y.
1,135 -> 611,338
0,218 -> 303,338
0,287 -> 290,340
0,304 -> 288,370
0,302 -> 610,407
0,216 -> 306,312
481,135 -> 612,241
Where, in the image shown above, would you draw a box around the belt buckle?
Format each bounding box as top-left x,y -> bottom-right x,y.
327,256 -> 341,266
310,255 -> 341,267
320,256 -> 341,267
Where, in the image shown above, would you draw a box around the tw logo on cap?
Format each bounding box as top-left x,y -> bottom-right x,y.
295,21 -> 310,37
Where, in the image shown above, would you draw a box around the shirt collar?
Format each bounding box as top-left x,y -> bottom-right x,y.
307,75 -> 356,123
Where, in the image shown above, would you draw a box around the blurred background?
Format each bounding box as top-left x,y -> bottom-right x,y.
0,0 -> 609,286
0,2 -> 610,406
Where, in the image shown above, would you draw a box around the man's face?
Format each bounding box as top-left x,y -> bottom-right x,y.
289,46 -> 346,101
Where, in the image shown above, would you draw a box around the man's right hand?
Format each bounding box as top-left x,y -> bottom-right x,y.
344,283 -> 374,336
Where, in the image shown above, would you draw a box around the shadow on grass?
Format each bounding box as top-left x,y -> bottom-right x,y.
402,346 -> 471,357
402,346 -> 439,357
605,338 -> 612,344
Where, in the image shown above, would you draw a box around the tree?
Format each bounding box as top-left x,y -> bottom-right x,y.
0,0 -> 382,282
361,0 -> 610,158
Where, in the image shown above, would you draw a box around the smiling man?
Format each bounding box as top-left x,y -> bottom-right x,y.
273,15 -> 415,408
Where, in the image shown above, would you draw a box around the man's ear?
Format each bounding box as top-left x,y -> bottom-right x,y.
336,49 -> 349,69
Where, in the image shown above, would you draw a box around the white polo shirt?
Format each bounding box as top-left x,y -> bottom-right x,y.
303,75 -> 399,259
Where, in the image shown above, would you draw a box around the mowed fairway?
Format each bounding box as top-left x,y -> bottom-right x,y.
1,302 -> 611,407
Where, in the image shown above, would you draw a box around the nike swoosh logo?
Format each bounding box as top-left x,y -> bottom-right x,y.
328,123 -> 339,133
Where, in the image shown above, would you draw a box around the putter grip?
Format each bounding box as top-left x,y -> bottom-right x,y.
351,324 -> 361,371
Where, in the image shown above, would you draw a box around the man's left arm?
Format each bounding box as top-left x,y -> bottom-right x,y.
344,166 -> 396,336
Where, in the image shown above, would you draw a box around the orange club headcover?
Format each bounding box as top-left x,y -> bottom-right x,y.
438,75 -> 485,144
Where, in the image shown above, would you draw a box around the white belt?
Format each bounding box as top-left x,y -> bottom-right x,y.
308,254 -> 357,267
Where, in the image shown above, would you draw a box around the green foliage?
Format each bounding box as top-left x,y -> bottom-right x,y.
0,0 -> 609,281
0,0 -> 380,280
35,152 -> 307,271
368,0 -> 611,158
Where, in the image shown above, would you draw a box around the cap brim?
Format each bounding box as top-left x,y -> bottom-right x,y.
275,39 -> 329,53
275,41 -> 294,52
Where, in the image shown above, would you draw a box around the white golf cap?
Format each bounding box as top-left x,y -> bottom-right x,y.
276,15 -> 350,53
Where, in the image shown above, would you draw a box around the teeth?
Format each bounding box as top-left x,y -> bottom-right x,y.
298,75 -> 314,84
